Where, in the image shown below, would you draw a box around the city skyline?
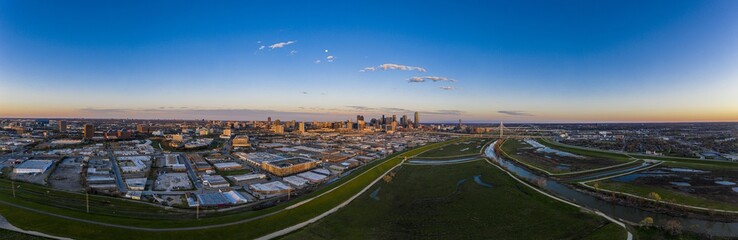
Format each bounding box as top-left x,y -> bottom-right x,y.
2,1 -> 738,122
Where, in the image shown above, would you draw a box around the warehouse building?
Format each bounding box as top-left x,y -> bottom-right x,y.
13,160 -> 54,174
261,157 -> 319,177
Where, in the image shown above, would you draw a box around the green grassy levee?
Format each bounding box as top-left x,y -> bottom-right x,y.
415,138 -> 491,158
284,160 -> 626,239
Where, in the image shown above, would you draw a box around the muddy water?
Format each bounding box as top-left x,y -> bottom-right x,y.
484,141 -> 738,238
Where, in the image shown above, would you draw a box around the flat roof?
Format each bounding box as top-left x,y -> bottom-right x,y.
16,159 -> 53,170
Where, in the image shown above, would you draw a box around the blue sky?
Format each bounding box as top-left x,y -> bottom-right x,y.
1,0 -> 737,122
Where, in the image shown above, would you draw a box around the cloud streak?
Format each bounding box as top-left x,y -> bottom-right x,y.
268,40 -> 296,49
498,110 -> 534,116
439,86 -> 456,90
359,63 -> 426,72
407,76 -> 456,83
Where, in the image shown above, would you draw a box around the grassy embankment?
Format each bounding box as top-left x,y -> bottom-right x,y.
498,139 -> 636,176
415,138 -> 491,158
285,159 -> 627,239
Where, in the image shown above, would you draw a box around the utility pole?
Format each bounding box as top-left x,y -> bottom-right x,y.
11,179 -> 16,198
86,192 -> 90,213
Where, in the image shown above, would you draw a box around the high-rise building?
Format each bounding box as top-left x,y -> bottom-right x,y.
414,112 -> 420,128
401,115 -> 407,127
58,120 -> 67,132
273,124 -> 284,134
298,122 -> 305,134
136,124 -> 151,134
83,124 -> 94,139
267,117 -> 272,126
358,120 -> 366,131
117,129 -> 131,139
392,114 -> 397,123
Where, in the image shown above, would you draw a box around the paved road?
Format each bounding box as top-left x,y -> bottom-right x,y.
108,151 -> 127,193
179,153 -> 202,190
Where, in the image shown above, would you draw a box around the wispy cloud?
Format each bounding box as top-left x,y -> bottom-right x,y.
439,86 -> 456,90
268,40 -> 296,49
300,91 -> 308,94
315,59 -> 321,64
498,110 -> 534,116
326,55 -> 334,62
289,50 -> 298,55
359,63 -> 426,72
258,45 -> 265,50
407,76 -> 456,83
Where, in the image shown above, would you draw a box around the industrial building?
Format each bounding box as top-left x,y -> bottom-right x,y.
261,157 -> 319,177
232,135 -> 251,147
13,160 -> 54,174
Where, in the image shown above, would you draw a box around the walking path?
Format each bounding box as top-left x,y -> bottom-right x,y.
0,214 -> 73,240
405,157 -> 481,165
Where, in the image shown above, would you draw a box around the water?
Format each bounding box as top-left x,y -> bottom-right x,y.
523,139 -> 584,159
611,171 -> 674,183
573,162 -> 652,182
670,182 -> 691,187
666,168 -> 709,173
484,141 -> 738,238
370,187 -> 381,201
473,175 -> 492,188
716,181 -> 736,186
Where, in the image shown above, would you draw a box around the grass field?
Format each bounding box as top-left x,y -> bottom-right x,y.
0,229 -> 47,240
499,139 -> 632,175
587,161 -> 738,212
591,181 -> 738,211
539,139 -> 738,168
415,138 -> 491,158
284,159 -> 627,239
215,168 -> 251,176
0,140 -> 451,239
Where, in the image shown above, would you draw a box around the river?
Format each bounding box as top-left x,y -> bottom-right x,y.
484,141 -> 738,238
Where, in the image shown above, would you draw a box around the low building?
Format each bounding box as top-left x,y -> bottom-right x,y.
283,176 -> 309,188
249,181 -> 293,198
232,135 -> 251,147
261,157 -> 319,177
297,171 -> 329,184
125,178 -> 147,191
229,173 -> 267,183
214,162 -> 242,171
164,154 -> 186,171
196,190 -> 248,207
202,174 -> 230,188
13,160 -> 54,174
186,153 -> 213,171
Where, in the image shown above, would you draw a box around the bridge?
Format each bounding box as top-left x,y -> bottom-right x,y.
436,122 -> 554,139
